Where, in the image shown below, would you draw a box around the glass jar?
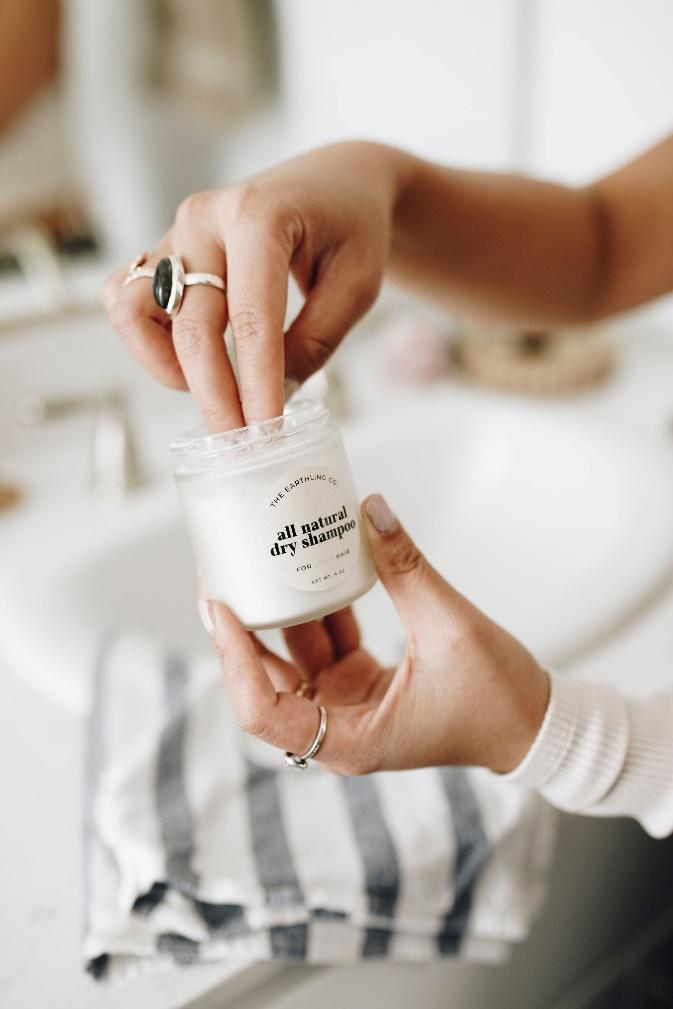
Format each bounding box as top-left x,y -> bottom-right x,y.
172,400 -> 378,630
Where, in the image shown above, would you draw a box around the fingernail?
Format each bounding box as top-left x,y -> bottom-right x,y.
198,598 -> 215,636
364,494 -> 398,534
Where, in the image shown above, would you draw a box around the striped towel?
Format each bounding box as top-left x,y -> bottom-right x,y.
83,631 -> 557,981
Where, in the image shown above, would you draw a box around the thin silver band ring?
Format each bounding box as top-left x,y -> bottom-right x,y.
285,705 -> 327,770
123,267 -> 225,289
183,272 -> 226,290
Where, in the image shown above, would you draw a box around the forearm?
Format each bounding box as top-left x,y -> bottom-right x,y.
388,152 -> 609,326
503,673 -> 673,839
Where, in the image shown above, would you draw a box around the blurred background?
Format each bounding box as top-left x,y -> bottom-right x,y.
4,0 -> 673,444
5,0 -> 673,310
4,3 -> 673,1009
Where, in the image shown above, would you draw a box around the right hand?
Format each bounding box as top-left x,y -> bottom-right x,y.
102,141 -> 404,432
207,494 -> 550,777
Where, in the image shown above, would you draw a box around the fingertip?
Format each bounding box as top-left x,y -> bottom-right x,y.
197,598 -> 214,636
208,600 -> 253,655
363,494 -> 399,536
208,598 -> 239,634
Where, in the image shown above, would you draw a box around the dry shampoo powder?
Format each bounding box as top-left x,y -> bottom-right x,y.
172,400 -> 377,629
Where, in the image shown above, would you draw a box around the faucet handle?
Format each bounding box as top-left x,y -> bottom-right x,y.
16,388 -> 144,499
91,392 -> 144,499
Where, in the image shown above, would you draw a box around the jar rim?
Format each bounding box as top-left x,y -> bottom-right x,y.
171,398 -> 332,474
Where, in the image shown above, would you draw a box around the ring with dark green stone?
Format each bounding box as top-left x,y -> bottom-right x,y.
152,257 -> 174,311
150,254 -> 225,316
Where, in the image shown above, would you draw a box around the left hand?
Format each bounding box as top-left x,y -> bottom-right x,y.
101,142 -> 402,432
204,493 -> 550,776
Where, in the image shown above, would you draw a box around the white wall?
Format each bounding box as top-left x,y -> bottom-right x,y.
60,1 -> 673,255
274,0 -> 519,169
528,0 -> 673,182
225,0 -> 673,191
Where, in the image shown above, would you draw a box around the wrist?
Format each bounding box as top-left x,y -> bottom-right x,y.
345,140 -> 416,221
487,664 -> 551,775
389,148 -> 425,237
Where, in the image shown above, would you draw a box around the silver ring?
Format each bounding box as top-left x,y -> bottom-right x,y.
123,268 -> 154,287
285,705 -> 327,770
121,253 -> 226,316
122,251 -> 154,287
152,255 -> 225,316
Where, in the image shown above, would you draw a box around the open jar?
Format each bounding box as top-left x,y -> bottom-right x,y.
172,400 -> 378,630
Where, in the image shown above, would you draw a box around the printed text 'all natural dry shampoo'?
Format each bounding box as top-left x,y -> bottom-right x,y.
172,400 -> 377,629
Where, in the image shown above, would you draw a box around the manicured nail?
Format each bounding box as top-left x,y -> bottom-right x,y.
364,494 -> 398,534
198,598 -> 215,636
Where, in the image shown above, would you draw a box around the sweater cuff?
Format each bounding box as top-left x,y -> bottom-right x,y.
500,672 -> 630,810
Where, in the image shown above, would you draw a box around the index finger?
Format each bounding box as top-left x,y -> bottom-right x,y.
209,600 -> 366,771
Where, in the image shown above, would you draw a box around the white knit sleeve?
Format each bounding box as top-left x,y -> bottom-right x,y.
501,672 -> 673,838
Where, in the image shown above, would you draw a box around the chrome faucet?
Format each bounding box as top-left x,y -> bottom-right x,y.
16,389 -> 143,499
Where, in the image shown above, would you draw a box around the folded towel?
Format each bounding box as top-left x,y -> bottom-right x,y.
83,631 -> 557,980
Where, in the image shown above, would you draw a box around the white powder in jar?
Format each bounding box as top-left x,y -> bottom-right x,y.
172,400 -> 377,629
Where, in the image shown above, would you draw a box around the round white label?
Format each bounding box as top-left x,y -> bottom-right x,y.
257,466 -> 361,592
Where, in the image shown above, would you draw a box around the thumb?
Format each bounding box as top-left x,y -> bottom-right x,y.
363,494 -> 455,635
284,244 -> 381,383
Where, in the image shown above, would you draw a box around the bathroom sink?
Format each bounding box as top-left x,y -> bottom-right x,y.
346,386 -> 673,667
3,383 -> 673,711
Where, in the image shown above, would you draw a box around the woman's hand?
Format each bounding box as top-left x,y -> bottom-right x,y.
205,494 -> 550,776
102,142 -> 406,432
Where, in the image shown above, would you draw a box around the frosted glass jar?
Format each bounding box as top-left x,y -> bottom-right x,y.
172,401 -> 378,630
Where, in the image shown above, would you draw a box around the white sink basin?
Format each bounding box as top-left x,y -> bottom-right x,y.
346,387 -> 673,667
3,384 -> 673,711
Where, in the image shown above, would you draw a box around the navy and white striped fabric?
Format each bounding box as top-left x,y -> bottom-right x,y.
83,632 -> 557,981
